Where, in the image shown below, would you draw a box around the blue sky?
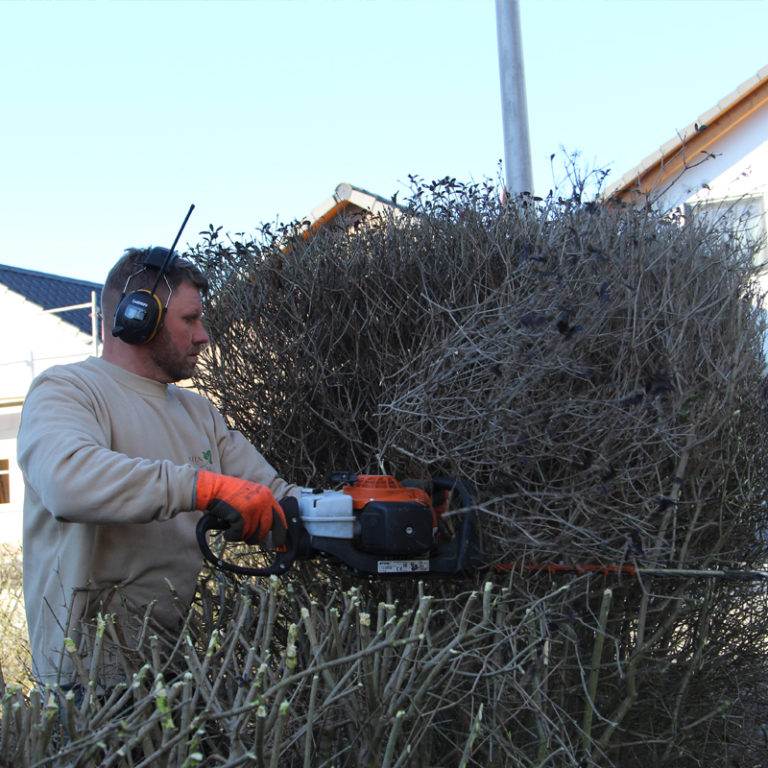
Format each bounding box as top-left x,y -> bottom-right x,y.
2,0 -> 768,283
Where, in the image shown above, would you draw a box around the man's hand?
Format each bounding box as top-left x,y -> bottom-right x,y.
195,470 -> 287,546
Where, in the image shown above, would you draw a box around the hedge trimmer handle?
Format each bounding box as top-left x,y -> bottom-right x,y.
196,497 -> 305,577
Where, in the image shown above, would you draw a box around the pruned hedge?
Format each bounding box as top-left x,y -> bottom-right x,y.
189,178 -> 768,765
195,178 -> 768,576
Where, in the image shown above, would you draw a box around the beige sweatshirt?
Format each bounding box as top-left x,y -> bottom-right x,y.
17,356 -> 296,686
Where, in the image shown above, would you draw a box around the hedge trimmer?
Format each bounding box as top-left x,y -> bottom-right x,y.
197,473 -> 482,577
197,473 -> 768,581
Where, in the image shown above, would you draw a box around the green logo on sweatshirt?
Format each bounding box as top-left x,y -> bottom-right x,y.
188,449 -> 214,469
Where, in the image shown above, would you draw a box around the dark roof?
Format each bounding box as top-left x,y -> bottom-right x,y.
0,264 -> 102,336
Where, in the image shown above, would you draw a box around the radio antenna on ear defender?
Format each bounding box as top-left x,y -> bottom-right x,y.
149,203 -> 195,294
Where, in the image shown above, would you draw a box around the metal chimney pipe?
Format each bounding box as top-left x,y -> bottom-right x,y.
495,0 -> 533,195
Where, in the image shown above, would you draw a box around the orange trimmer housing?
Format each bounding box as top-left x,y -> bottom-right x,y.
342,475 -> 438,526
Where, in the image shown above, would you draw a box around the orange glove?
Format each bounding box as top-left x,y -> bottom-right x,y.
195,470 -> 287,546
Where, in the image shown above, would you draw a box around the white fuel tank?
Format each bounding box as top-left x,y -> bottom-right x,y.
298,488 -> 355,539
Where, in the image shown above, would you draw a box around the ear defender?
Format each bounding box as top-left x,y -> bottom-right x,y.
112,285 -> 166,345
110,205 -> 195,346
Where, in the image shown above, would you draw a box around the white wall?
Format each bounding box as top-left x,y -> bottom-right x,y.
0,285 -> 97,543
0,286 -> 97,401
651,100 -> 768,280
0,408 -> 23,544
654,99 -> 768,214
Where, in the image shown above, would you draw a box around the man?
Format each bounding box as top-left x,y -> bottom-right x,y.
17,247 -> 297,687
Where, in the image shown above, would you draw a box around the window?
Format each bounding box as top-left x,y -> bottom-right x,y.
687,195 -> 767,271
0,459 -> 8,505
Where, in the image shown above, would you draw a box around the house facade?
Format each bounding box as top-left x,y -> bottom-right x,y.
606,65 -> 768,283
0,265 -> 101,543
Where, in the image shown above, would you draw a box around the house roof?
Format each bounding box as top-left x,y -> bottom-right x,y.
0,263 -> 101,336
297,182 -> 403,238
605,64 -> 768,205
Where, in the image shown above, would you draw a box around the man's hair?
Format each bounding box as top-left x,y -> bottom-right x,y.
101,247 -> 209,331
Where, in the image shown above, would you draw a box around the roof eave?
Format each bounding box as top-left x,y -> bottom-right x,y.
604,64 -> 768,205
297,183 -> 402,238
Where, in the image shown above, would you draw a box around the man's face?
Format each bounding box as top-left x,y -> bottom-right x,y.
148,280 -> 209,382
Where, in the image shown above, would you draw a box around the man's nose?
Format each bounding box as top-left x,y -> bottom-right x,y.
194,323 -> 210,347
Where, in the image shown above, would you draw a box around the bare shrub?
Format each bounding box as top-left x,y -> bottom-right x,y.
187,177 -> 768,765
195,178 -> 768,573
2,573 -> 766,767
0,544 -> 30,688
